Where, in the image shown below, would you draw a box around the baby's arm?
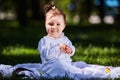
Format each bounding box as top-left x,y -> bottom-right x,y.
63,36 -> 75,56
38,38 -> 61,61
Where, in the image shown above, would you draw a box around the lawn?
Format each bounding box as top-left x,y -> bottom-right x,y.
0,21 -> 120,79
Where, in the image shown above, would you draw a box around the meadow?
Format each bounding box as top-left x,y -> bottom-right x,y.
0,21 -> 120,79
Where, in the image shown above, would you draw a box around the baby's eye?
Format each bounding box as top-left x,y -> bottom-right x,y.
57,23 -> 60,26
48,23 -> 54,26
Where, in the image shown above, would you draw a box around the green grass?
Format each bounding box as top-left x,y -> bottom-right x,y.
1,45 -> 120,66
0,21 -> 120,79
73,45 -> 120,66
0,45 -> 120,80
0,45 -> 40,65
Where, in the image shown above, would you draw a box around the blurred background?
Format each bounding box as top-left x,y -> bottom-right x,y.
0,0 -> 120,66
0,0 -> 120,25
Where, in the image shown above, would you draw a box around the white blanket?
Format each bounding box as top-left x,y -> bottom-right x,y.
0,63 -> 120,80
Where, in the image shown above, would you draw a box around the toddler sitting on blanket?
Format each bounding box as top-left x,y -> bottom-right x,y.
37,1 -> 120,79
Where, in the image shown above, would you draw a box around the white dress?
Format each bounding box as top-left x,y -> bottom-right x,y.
37,33 -> 120,79
0,33 -> 120,80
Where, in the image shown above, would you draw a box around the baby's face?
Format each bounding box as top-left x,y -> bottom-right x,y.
45,14 -> 65,38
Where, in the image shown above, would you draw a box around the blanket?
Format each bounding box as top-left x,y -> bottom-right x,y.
0,63 -> 120,80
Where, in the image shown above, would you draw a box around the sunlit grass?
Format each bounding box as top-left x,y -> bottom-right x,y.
72,44 -> 120,66
1,44 -> 120,66
2,45 -> 39,56
0,45 -> 40,65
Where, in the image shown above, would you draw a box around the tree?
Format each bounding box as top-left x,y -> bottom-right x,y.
78,0 -> 93,24
31,0 -> 44,20
14,0 -> 28,26
98,0 -> 105,23
115,0 -> 120,24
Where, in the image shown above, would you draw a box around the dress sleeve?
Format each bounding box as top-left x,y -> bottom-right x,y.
37,38 -> 61,62
64,36 -> 75,56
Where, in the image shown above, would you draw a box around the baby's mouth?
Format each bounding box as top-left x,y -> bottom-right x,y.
51,30 -> 57,33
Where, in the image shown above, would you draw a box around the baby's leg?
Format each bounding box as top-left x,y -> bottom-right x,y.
72,61 -> 90,69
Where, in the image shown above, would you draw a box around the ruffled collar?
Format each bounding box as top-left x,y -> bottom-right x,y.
46,33 -> 64,39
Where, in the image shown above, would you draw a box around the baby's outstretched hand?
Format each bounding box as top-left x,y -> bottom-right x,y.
59,43 -> 72,54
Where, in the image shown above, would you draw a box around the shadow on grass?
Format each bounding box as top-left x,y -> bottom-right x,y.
0,54 -> 41,65
0,23 -> 120,47
65,25 -> 120,48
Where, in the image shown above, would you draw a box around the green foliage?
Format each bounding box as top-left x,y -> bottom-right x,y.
0,45 -> 40,65
73,45 -> 120,66
2,45 -> 39,56
1,44 -> 120,66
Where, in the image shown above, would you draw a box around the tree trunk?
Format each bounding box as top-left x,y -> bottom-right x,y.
98,0 -> 105,23
31,0 -> 49,20
115,0 -> 120,24
14,0 -> 28,27
86,0 -> 92,18
78,0 -> 92,24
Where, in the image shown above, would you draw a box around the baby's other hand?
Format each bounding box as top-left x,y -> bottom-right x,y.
59,43 -> 72,54
59,43 -> 66,51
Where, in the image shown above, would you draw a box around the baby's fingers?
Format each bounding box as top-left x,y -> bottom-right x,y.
65,49 -> 71,54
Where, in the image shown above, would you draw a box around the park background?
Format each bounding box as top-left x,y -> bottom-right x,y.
0,0 -> 120,79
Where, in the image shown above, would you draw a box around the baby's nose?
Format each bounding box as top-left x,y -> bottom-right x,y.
51,25 -> 56,28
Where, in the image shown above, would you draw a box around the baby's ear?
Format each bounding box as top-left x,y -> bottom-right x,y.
63,24 -> 66,29
64,20 -> 66,26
